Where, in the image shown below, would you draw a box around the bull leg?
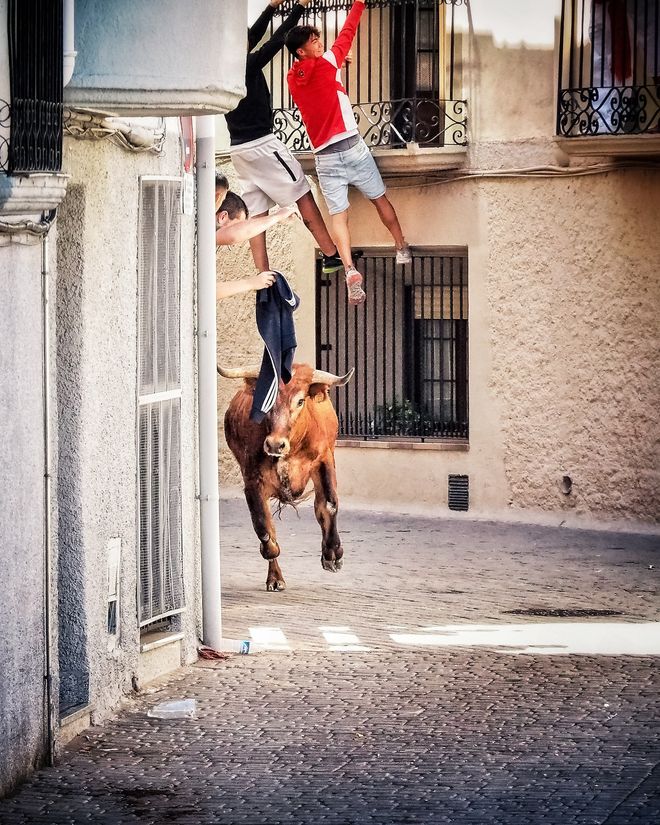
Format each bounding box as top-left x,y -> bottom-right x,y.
311,461 -> 343,573
244,485 -> 286,591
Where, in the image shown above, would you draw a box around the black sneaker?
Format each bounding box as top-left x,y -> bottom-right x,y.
321,252 -> 344,274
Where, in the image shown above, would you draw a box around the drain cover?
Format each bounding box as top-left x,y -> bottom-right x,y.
503,608 -> 623,618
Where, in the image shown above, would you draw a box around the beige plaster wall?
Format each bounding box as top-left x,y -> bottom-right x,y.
216,2 -> 660,528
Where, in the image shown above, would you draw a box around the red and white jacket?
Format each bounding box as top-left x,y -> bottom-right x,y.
287,0 -> 365,152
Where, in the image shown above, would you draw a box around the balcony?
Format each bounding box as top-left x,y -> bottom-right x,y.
64,0 -> 246,117
267,0 -> 468,176
557,0 -> 660,156
0,0 -> 68,219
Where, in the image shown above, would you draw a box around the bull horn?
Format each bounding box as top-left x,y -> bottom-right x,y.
216,364 -> 260,379
310,367 -> 355,387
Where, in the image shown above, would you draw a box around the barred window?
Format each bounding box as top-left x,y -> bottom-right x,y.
137,177 -> 185,628
5,0 -> 63,173
317,248 -> 468,441
557,0 -> 660,136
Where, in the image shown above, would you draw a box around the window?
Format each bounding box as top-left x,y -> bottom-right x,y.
317,249 -> 468,441
137,177 -> 185,627
5,0 -> 63,173
390,0 -> 446,146
558,0 -> 660,136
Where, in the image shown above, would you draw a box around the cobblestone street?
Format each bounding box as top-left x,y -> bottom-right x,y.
1,498 -> 659,824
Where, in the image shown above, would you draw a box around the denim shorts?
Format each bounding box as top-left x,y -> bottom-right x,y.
314,136 -> 386,215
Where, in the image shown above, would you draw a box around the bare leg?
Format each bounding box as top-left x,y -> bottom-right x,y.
248,211 -> 270,272
331,208 -> 365,304
370,194 -> 406,249
329,209 -> 355,270
296,192 -> 338,258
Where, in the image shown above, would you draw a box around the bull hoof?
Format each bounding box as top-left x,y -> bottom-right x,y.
321,557 -> 343,573
266,579 -> 286,592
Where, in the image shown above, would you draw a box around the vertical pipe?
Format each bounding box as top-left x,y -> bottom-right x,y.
633,0 -> 639,88
195,116 -> 223,650
63,0 -> 76,88
41,218 -> 55,767
449,0 -> 456,101
362,258 -> 368,431
578,0 -> 586,87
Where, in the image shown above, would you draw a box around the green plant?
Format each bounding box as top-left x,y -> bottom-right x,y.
371,397 -> 423,436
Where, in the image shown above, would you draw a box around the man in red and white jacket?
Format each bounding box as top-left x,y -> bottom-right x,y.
286,0 -> 411,306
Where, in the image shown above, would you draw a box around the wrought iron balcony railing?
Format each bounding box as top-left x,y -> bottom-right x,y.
558,0 -> 660,137
267,0 -> 468,152
1,0 -> 63,174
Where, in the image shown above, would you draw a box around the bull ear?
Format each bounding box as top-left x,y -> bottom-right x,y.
309,367 -> 354,387
307,383 -> 329,402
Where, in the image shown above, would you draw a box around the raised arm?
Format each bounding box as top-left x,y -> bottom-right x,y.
215,205 -> 297,247
248,1 -> 279,52
330,0 -> 365,67
251,0 -> 310,69
217,271 -> 276,300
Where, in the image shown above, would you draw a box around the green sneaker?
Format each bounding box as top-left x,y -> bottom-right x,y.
322,252 -> 344,274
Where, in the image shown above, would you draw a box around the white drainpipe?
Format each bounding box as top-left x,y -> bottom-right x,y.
63,0 -> 77,87
41,216 -> 56,766
195,116 -> 223,650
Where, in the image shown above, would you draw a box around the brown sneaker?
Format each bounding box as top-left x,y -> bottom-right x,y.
345,268 -> 366,305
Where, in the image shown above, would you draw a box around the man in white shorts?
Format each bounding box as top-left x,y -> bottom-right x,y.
286,0 -> 411,305
226,0 -> 342,276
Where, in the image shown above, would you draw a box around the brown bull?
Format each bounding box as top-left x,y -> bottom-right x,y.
220,362 -> 354,591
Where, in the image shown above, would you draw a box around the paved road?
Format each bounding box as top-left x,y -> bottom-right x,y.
1,498 -> 658,824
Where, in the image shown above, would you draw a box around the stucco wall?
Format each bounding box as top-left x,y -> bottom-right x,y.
56,122 -> 200,726
0,242 -> 49,796
485,171 -> 660,522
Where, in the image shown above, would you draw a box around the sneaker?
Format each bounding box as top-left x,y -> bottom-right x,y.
395,244 -> 412,265
345,268 -> 366,306
321,251 -> 344,274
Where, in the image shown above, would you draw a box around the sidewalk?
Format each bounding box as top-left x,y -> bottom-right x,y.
1,499 -> 658,824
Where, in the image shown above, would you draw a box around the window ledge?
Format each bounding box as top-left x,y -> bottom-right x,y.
555,133 -> 660,157
296,143 -> 468,177
0,172 -> 69,217
337,438 -> 469,451
140,630 -> 184,653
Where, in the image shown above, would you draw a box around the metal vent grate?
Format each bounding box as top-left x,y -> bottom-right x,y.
138,179 -> 182,396
448,474 -> 469,511
138,399 -> 184,625
137,177 -> 184,627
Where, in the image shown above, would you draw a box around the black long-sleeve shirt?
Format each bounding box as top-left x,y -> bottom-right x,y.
226,3 -> 306,146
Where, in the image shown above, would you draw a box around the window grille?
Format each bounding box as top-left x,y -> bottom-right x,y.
137,178 -> 185,627
317,248 -> 468,441
5,0 -> 63,173
557,0 -> 660,136
267,0 -> 467,151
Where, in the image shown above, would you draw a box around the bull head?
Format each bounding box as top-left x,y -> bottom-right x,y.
219,364 -> 354,459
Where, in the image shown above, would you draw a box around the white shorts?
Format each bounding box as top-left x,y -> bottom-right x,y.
229,134 -> 311,215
